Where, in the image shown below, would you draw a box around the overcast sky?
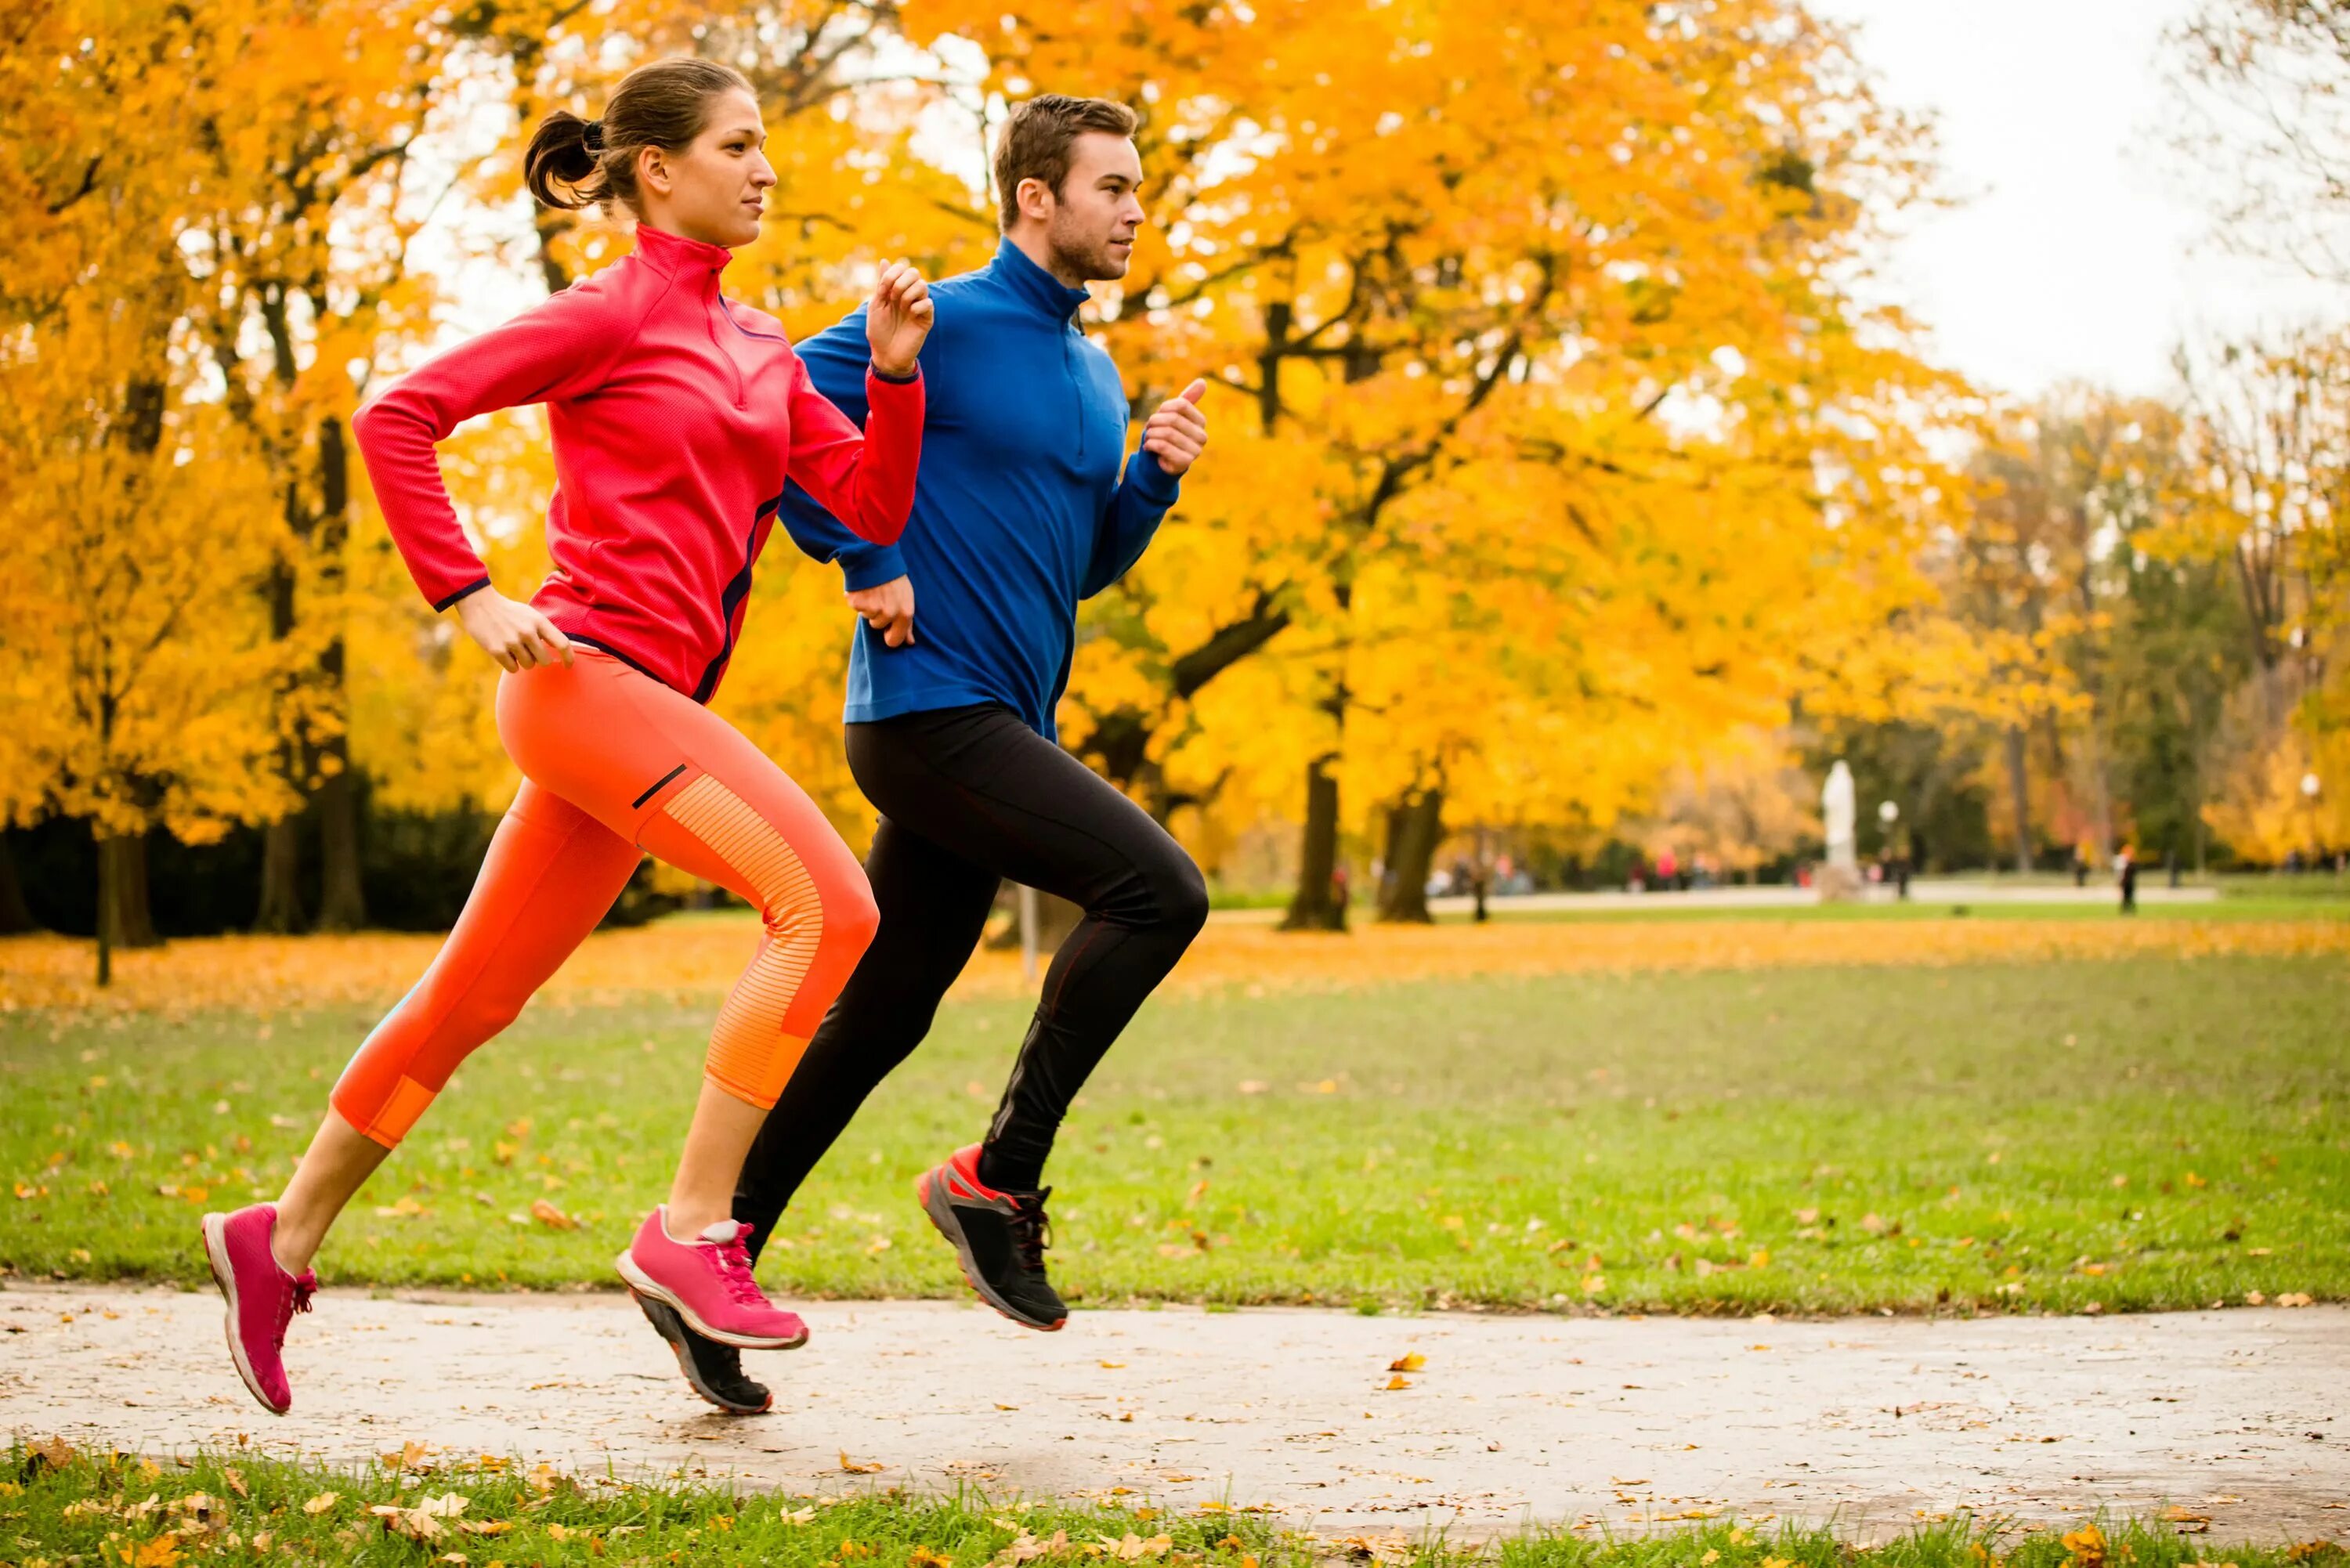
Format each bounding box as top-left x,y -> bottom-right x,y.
417,3 -> 2347,401
1810,0 -> 2345,398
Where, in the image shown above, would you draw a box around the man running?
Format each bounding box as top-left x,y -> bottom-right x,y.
639,94 -> 1213,1413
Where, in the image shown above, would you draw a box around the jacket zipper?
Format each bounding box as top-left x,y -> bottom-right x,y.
703,280 -> 747,410
1065,328 -> 1084,461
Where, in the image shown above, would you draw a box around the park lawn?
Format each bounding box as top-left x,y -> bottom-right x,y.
2,1443 -> 2338,1565
2,953 -> 2344,1314
1466,894 -> 2350,924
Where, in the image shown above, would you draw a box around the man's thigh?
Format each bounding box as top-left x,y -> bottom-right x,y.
848,705 -> 1183,911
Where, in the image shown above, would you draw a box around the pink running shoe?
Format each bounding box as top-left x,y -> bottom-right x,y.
614,1208 -> 808,1350
199,1204 -> 316,1416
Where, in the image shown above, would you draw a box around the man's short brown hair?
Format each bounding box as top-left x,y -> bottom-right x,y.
993,95 -> 1139,229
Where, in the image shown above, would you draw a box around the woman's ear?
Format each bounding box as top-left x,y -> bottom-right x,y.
638,144 -> 669,197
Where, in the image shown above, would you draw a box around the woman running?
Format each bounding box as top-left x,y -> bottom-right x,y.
199,55 -> 932,1417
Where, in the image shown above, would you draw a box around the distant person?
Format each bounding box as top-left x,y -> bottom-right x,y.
1656,848 -> 1678,890
2117,847 -> 2138,915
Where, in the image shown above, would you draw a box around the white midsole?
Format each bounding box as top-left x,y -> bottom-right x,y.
612,1250 -> 805,1351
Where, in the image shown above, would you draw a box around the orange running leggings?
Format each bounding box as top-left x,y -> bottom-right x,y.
331,652 -> 879,1149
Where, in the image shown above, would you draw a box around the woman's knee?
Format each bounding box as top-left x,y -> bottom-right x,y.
763,863 -> 879,959
823,873 -> 882,958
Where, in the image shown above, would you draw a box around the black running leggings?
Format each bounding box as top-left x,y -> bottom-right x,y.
732,703 -> 1209,1263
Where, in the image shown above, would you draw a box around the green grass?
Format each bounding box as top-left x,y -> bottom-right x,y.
3,957 -> 2345,1313
4,1443 -> 2340,1565
1459,895 -> 2350,925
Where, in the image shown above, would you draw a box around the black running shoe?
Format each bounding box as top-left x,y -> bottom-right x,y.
633,1290 -> 772,1414
916,1143 -> 1067,1331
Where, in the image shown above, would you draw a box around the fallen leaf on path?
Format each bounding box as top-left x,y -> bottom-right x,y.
2276,1292 -> 2314,1307
840,1452 -> 886,1474
1383,1375 -> 1412,1390
1386,1353 -> 1425,1372
1098,1360 -> 1125,1369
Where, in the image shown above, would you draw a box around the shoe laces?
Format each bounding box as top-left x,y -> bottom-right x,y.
707,1230 -> 768,1306
1007,1187 -> 1054,1274
273,1274 -> 315,1352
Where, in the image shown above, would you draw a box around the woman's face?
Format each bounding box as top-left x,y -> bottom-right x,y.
638,89 -> 775,248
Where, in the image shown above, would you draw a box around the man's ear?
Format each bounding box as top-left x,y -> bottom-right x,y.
1017,175 -> 1054,222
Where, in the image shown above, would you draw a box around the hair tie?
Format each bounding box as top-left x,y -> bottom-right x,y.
583,118 -> 606,153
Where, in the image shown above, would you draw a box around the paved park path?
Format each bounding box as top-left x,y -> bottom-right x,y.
5,1285 -> 2345,1542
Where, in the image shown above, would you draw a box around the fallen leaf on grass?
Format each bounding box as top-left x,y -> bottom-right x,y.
222,1467 -> 247,1498
372,1504 -> 442,1541
993,1530 -> 1071,1566
1386,1353 -> 1425,1372
840,1451 -> 886,1474
302,1492 -> 339,1515
910,1548 -> 955,1568
529,1199 -> 577,1230
1099,1532 -> 1174,1560
2276,1292 -> 2315,1308
27,1434 -> 74,1471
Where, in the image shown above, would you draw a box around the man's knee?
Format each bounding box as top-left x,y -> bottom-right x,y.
1150,853 -> 1210,940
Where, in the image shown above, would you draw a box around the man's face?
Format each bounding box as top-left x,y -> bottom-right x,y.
1041,133 -> 1147,281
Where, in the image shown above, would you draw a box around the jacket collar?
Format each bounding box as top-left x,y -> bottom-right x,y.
631,222 -> 735,284
991,234 -> 1092,323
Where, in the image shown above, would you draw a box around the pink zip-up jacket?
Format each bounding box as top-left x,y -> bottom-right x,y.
352,222 -> 924,702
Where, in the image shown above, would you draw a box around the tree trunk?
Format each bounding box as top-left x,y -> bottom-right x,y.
1282,757 -> 1347,932
0,836 -> 38,934
313,751 -> 365,930
2004,724 -> 2032,873
311,414 -> 366,931
95,829 -> 161,985
253,811 -> 305,934
1376,788 -> 1443,923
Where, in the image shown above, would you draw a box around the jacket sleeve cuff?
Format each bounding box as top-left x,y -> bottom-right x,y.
1124,446 -> 1182,506
432,575 -> 493,612
841,547 -> 909,592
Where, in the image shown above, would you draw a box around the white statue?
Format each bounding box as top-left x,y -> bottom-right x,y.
1822,759 -> 1856,871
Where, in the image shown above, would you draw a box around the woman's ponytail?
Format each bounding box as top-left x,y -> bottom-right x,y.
523,107 -> 609,211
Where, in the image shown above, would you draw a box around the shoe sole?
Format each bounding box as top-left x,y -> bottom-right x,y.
631,1291 -> 772,1415
915,1167 -> 1067,1332
612,1250 -> 808,1351
200,1213 -> 289,1416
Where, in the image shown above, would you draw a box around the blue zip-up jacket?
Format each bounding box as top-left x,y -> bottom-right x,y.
778,237 -> 1183,739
